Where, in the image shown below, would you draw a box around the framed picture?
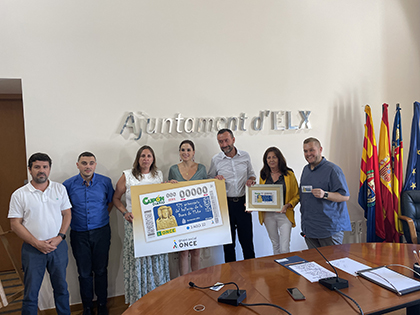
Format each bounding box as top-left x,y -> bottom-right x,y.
246,184 -> 284,211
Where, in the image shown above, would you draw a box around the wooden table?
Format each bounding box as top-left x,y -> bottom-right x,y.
123,243 -> 420,314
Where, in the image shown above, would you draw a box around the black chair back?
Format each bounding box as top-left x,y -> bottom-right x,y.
401,190 -> 420,243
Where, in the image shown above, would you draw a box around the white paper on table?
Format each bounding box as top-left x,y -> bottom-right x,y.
329,257 -> 371,276
359,266 -> 420,294
289,261 -> 336,283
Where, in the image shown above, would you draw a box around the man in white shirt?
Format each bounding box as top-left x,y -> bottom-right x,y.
8,153 -> 72,315
208,129 -> 256,262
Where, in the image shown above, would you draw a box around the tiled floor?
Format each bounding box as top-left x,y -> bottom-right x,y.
0,270 -> 128,315
67,297 -> 128,315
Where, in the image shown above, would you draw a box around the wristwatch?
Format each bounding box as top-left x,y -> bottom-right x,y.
323,192 -> 329,200
58,233 -> 66,240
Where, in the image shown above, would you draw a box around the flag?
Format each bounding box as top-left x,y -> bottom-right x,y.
391,104 -> 403,237
379,103 -> 397,242
403,102 -> 420,192
359,105 -> 385,242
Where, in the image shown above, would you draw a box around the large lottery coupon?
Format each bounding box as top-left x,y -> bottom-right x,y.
139,181 -> 223,242
130,179 -> 231,257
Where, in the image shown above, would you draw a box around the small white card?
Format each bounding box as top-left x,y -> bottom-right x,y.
301,185 -> 313,193
209,282 -> 224,291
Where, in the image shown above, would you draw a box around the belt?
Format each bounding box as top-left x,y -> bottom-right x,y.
227,196 -> 245,202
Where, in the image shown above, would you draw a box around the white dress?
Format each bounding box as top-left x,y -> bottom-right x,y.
122,169 -> 170,306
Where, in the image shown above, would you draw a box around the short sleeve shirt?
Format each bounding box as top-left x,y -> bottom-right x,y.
168,164 -> 207,182
299,158 -> 351,238
8,181 -> 72,241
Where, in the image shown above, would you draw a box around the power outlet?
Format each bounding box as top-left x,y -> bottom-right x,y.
357,221 -> 363,234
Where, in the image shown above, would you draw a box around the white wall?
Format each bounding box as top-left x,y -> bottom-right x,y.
1,0 -> 420,310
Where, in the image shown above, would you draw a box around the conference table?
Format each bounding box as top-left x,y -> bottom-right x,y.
123,243 -> 420,314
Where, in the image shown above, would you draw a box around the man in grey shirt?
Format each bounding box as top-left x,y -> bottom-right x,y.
300,137 -> 351,248
208,129 -> 256,262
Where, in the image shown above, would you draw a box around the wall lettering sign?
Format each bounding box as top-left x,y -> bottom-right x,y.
120,110 -> 311,140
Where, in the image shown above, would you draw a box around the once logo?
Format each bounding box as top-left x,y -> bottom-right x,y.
178,240 -> 198,248
157,228 -> 176,237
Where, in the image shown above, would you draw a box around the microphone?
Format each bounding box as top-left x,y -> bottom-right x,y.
300,232 -> 348,290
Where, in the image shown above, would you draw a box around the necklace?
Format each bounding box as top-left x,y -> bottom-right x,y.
271,170 -> 281,182
181,163 -> 192,176
180,162 -> 197,179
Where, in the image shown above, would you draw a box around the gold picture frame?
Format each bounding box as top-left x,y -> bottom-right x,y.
245,184 -> 284,211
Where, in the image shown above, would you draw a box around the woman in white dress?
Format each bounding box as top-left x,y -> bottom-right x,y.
113,145 -> 170,306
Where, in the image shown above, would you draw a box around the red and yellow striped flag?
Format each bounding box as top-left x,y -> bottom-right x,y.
359,105 -> 385,241
379,104 -> 398,242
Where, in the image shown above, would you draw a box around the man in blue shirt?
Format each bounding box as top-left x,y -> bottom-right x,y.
63,152 -> 114,315
299,138 -> 351,248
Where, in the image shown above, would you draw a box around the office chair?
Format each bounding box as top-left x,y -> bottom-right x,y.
399,190 -> 420,244
0,280 -> 8,308
0,225 -> 24,307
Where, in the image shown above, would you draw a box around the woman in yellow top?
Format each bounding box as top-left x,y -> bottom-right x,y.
259,147 -> 300,254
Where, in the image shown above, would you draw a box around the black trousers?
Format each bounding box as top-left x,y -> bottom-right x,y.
70,224 -> 111,308
223,196 -> 255,262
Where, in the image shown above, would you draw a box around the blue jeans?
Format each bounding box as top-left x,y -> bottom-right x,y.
70,224 -> 111,308
21,241 -> 70,315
